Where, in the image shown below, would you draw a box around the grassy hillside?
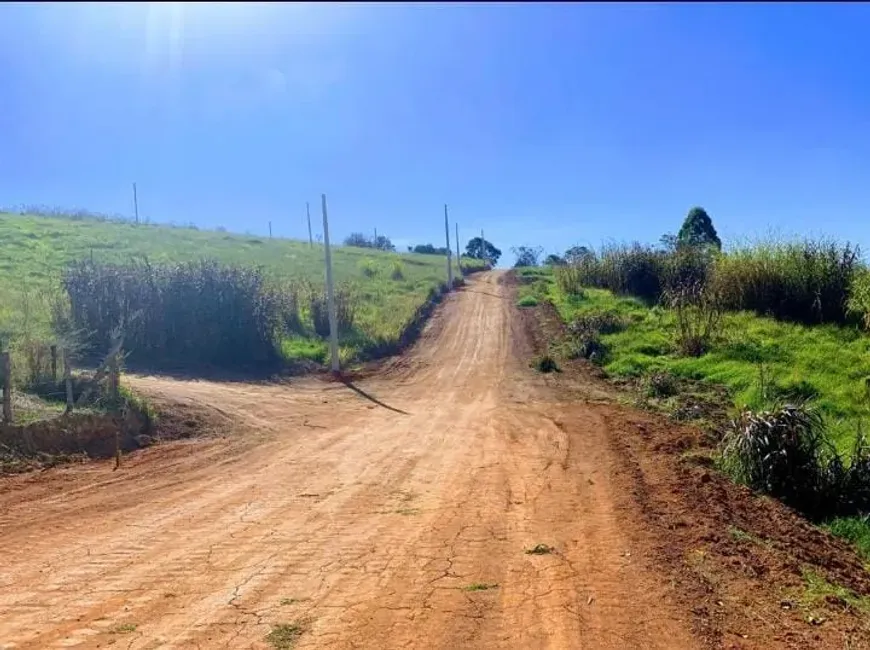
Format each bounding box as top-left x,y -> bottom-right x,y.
517,267 -> 870,451
0,211 -> 481,365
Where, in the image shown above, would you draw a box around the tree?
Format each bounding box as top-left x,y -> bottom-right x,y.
564,245 -> 593,265
544,254 -> 566,266
344,232 -> 395,251
512,245 -> 544,268
344,232 -> 370,248
465,237 -> 502,265
677,207 -> 721,251
659,233 -> 678,252
412,243 -> 450,256
373,235 -> 395,252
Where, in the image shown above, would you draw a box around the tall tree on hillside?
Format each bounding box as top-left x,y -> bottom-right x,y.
677,207 -> 721,251
465,237 -> 502,265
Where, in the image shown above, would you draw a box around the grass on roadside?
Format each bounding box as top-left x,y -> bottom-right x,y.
544,274 -> 870,451
534,266 -> 870,562
0,211 -> 483,367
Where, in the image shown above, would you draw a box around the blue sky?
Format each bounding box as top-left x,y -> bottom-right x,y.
2,3 -> 870,262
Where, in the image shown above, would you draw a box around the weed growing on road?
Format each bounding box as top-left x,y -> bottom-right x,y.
109,623 -> 137,634
524,543 -> 554,555
266,622 -> 305,649
279,597 -> 310,606
462,582 -> 499,592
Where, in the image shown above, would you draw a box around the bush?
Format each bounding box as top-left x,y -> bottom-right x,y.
720,404 -> 832,517
664,280 -> 723,357
359,259 -> 379,278
306,283 -> 357,338
64,259 -> 287,370
390,261 -> 405,281
711,239 -> 860,325
554,265 -> 585,297
720,404 -> 870,520
643,371 -> 678,398
533,355 -> 560,373
568,312 -> 625,336
847,268 -> 870,331
517,295 -> 538,308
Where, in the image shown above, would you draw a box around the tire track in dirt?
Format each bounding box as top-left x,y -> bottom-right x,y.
0,272 -> 698,649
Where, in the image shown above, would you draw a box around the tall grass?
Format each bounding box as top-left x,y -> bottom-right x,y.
558,238 -> 862,328
63,259 -> 293,370
712,239 -> 860,325
304,281 -> 357,338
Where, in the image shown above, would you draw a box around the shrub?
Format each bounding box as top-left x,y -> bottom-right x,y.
568,312 -> 625,336
63,259 -> 285,370
663,280 -> 723,357
847,268 -> 870,331
554,265 -> 584,297
711,238 -> 860,325
719,404 -> 870,520
517,295 -> 538,308
533,355 -> 560,373
359,259 -> 379,278
720,404 -> 832,518
643,371 -> 678,398
390,261 -> 405,281
307,283 -> 357,338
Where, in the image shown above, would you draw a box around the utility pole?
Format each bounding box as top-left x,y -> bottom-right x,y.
306,202 -> 313,248
455,221 -> 461,277
321,194 -> 340,373
444,204 -> 453,288
481,229 -> 487,266
268,221 -> 272,239
374,227 -> 378,248
132,182 -> 139,225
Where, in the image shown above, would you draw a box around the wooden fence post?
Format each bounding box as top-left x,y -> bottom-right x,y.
50,345 -> 58,382
2,351 -> 12,424
63,350 -> 74,415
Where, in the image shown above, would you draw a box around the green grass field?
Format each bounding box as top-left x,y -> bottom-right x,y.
0,211 -> 482,365
516,267 -> 870,451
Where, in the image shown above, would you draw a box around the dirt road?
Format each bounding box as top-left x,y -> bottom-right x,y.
0,272 -> 699,649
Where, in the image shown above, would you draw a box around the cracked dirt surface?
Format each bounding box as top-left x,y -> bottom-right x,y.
0,271 -> 700,649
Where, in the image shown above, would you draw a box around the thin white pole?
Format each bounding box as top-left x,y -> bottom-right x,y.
306,202 -> 313,248
321,194 -> 340,373
455,221 -> 461,277
132,182 -> 139,225
444,204 -> 453,288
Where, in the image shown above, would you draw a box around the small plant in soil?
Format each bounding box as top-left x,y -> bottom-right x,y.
525,543 -> 554,555
643,371 -> 678,398
463,582 -> 499,592
533,355 -> 560,373
517,295 -> 538,308
266,622 -> 306,649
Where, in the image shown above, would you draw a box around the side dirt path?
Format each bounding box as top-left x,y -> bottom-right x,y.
0,272 -> 866,649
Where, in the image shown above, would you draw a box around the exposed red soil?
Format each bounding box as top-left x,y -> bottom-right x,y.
0,271 -> 866,649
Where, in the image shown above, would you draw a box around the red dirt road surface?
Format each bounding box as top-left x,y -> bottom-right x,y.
1,272 -> 867,649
